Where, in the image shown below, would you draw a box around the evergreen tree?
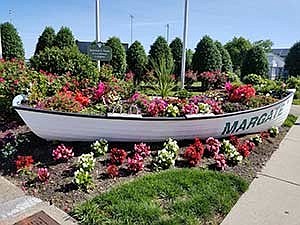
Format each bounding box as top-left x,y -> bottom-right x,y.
169,37 -> 183,77
241,46 -> 269,79
0,22 -> 24,60
215,41 -> 233,73
224,37 -> 252,73
148,36 -> 173,70
34,26 -> 55,55
106,37 -> 127,76
192,35 -> 222,73
285,41 -> 300,77
127,41 -> 148,84
54,26 -> 75,49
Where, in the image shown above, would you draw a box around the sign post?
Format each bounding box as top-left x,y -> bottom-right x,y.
180,0 -> 189,89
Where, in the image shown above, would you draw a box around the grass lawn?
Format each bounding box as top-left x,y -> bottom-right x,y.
73,169 -> 248,225
293,99 -> 300,105
283,114 -> 298,128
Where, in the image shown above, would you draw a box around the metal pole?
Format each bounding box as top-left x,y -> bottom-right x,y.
166,24 -> 170,42
130,15 -> 134,45
180,0 -> 189,89
0,26 -> 2,59
96,0 -> 101,71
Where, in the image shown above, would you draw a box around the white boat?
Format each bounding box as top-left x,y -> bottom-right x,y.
12,91 -> 295,142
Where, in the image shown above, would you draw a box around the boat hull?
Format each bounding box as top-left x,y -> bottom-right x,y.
13,93 -> 294,142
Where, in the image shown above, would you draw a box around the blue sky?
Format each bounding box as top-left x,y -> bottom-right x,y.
1,0 -> 300,58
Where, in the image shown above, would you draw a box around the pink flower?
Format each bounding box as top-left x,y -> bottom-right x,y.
127,153 -> 144,173
38,168 -> 50,182
225,82 -> 233,92
52,144 -> 74,161
134,143 -> 150,158
95,82 -> 106,99
0,77 -> 4,83
205,137 -> 221,155
214,154 -> 227,170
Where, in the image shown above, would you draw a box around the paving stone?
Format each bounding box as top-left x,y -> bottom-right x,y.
0,177 -> 24,204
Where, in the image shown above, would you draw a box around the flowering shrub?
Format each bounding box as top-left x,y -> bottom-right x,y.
197,71 -> 228,90
75,92 -> 90,106
134,143 -> 151,158
237,142 -> 251,158
91,139 -> 108,157
251,135 -> 262,146
214,154 -> 227,170
127,154 -> 144,173
228,84 -> 256,102
77,152 -> 96,172
185,70 -> 197,85
269,126 -> 279,137
155,138 -> 180,169
183,145 -> 201,166
147,98 -> 167,117
74,168 -> 94,190
166,104 -> 180,117
221,140 -> 243,164
205,137 -> 221,155
107,164 -> 119,178
15,156 -> 34,171
95,82 -> 106,100
37,168 -> 50,182
110,148 -> 127,165
52,144 -> 74,161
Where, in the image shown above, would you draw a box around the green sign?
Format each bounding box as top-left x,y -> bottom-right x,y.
88,43 -> 112,61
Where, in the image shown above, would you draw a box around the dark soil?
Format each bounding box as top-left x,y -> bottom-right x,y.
0,119 -> 289,214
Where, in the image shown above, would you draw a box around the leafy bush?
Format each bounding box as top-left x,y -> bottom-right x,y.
283,114 -> 298,128
106,37 -> 127,77
176,89 -> 192,98
285,41 -> 300,76
107,164 -> 119,178
133,143 -> 151,158
74,168 -> 94,190
241,46 -> 269,79
192,35 -> 222,73
286,76 -> 300,90
169,37 -> 183,77
243,74 -> 265,85
54,26 -> 75,49
269,126 -> 279,137
126,41 -> 147,84
34,26 -> 55,55
91,139 -> 108,157
0,22 -> 25,60
155,138 -> 179,169
30,46 -> 98,84
127,154 -> 144,173
221,140 -> 243,165
148,36 -> 173,70
197,71 -> 228,90
183,138 -> 204,166
77,153 -> 96,172
214,154 -> 227,170
110,148 -> 127,165
205,137 -> 221,156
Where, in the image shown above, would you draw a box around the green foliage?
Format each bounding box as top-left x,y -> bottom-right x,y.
150,58 -> 177,98
169,37 -> 183,77
241,46 -> 269,79
90,139 -> 108,157
192,35 -> 222,73
243,74 -> 265,85
186,49 -> 193,71
34,26 -> 55,55
283,114 -> 298,128
224,37 -> 252,73
73,169 -> 248,225
77,152 -> 96,172
215,41 -> 233,72
53,26 -> 75,49
74,169 -> 94,190
30,46 -> 98,84
176,89 -> 192,98
126,41 -> 147,84
227,72 -> 241,83
0,22 -> 25,60
148,36 -> 173,71
253,40 -> 273,53
286,42 -> 300,77
106,37 -> 127,77
286,76 -> 300,89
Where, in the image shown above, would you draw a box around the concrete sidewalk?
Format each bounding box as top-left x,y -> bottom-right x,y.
221,117 -> 300,225
0,176 -> 77,225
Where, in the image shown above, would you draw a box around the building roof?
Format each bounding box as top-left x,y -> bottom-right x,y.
267,53 -> 285,68
271,48 -> 289,58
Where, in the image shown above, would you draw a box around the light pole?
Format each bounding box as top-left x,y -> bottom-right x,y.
130,14 -> 134,45
180,0 -> 189,89
0,27 -> 2,59
96,0 -> 101,71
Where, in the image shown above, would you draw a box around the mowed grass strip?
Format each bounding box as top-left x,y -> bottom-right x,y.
73,169 -> 248,225
283,114 -> 298,128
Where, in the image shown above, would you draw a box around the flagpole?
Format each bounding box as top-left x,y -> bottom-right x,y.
180,0 -> 189,89
96,0 -> 101,71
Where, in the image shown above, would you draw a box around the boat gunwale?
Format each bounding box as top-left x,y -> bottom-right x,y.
13,92 -> 294,121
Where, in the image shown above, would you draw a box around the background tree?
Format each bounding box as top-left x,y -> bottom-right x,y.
192,35 -> 222,73
169,37 -> 183,77
148,36 -> 173,70
0,22 -> 25,60
34,26 -> 55,55
54,26 -> 75,49
126,41 -> 148,84
106,37 -> 127,76
215,41 -> 233,72
185,49 -> 194,71
241,46 -> 269,79
253,39 -> 273,53
224,37 -> 252,74
285,41 -> 300,77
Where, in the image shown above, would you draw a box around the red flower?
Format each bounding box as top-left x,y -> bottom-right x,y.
15,156 -> 34,170
38,168 -> 50,182
260,131 -> 270,140
107,164 -> 119,178
75,92 -> 90,106
110,148 -> 127,165
183,138 -> 204,167
229,84 -> 256,102
229,135 -> 240,148
238,143 -> 251,158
